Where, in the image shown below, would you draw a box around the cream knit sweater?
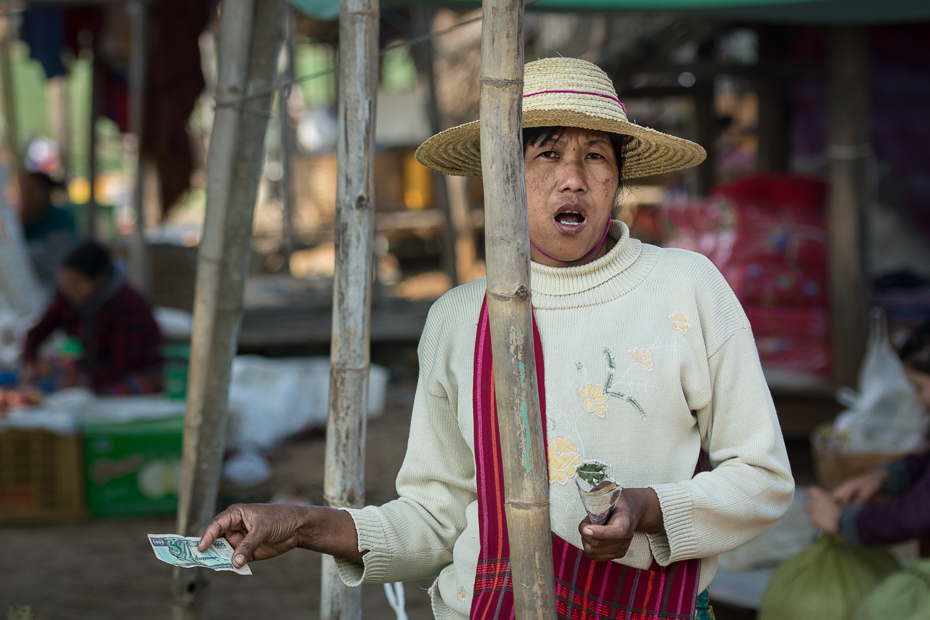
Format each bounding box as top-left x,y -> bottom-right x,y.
337,221 -> 794,619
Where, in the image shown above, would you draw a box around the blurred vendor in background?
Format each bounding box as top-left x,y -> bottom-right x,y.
21,241 -> 164,394
809,320 -> 930,551
18,171 -> 78,293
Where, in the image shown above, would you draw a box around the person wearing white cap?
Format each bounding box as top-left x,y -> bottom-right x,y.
200,57 -> 794,620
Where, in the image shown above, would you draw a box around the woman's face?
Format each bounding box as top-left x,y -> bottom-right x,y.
905,365 -> 930,411
57,268 -> 104,307
524,127 -> 620,267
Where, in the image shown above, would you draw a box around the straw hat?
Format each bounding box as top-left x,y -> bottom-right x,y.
415,57 -> 706,180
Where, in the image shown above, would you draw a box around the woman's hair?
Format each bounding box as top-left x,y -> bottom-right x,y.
62,241 -> 113,279
899,320 -> 930,375
522,126 -> 625,185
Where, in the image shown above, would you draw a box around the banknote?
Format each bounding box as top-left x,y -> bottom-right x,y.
148,534 -> 252,575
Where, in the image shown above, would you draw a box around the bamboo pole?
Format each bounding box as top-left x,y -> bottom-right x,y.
128,0 -> 151,292
479,1 -> 557,619
827,26 -> 869,389
172,1 -> 283,618
0,16 -> 21,173
320,0 -> 379,618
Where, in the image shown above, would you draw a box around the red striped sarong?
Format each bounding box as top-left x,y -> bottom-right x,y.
471,297 -> 702,620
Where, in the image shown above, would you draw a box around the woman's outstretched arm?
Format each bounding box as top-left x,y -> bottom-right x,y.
199,504 -> 364,568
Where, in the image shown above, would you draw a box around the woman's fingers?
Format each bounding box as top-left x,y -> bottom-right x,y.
806,486 -> 841,533
579,512 -> 636,560
198,508 -> 244,551
231,530 -> 265,567
831,480 -> 862,505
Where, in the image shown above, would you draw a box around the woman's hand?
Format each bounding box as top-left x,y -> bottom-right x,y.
806,486 -> 842,534
199,504 -> 363,568
577,488 -> 663,562
831,469 -> 889,507
19,363 -> 36,384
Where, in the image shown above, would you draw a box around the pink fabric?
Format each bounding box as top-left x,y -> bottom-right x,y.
469,297 -> 702,620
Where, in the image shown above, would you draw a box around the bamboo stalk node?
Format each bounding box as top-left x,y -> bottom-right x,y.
480,76 -> 524,88
506,500 -> 551,511
323,492 -> 366,507
487,288 -> 531,302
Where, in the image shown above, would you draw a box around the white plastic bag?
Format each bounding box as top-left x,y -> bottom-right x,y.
834,308 -> 928,453
226,355 -> 388,452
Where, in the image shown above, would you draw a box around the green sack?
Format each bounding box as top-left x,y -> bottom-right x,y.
759,534 -> 900,620
856,559 -> 930,620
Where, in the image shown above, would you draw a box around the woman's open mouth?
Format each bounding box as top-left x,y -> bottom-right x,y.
554,207 -> 587,235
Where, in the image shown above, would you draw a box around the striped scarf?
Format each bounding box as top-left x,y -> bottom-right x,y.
471,297 -> 702,620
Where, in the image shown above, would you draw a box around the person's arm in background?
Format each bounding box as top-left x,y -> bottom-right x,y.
839,466 -> 930,545
810,454 -> 930,545
21,295 -> 67,378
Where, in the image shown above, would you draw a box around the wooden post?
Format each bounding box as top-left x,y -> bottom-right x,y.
447,174 -> 478,283
411,5 -> 459,286
128,0 -> 151,292
87,50 -> 101,238
827,26 -> 870,389
48,77 -> 68,175
479,2 -> 557,619
755,25 -> 788,173
172,0 -> 283,618
320,0 -> 378,619
278,3 -> 298,266
693,41 -> 716,196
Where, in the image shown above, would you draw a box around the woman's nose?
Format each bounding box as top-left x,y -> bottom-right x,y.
556,159 -> 588,192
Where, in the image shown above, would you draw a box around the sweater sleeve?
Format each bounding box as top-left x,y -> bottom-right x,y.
845,465 -> 930,546
647,326 -> 795,564
335,299 -> 477,586
902,451 -> 930,488
22,295 -> 66,362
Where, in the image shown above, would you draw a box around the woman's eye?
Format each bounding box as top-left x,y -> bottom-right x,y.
586,152 -> 604,160
539,150 -> 557,158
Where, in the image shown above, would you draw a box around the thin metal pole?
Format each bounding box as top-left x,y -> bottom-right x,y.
172,0 -> 283,617
479,1 -> 557,619
320,0 -> 378,618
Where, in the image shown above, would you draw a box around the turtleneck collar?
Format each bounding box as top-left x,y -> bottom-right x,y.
530,220 -> 659,309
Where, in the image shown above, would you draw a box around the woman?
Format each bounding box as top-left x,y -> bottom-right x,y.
21,240 -> 164,394
199,58 -> 794,620
809,321 -> 930,549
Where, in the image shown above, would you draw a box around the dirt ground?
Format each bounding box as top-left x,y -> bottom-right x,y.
1,384 -> 435,620
1,380 -> 763,620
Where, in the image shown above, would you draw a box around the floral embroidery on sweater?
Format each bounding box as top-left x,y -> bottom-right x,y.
628,347 -> 655,371
575,347 -> 647,420
547,436 -> 582,484
670,312 -> 690,334
579,383 -> 609,418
